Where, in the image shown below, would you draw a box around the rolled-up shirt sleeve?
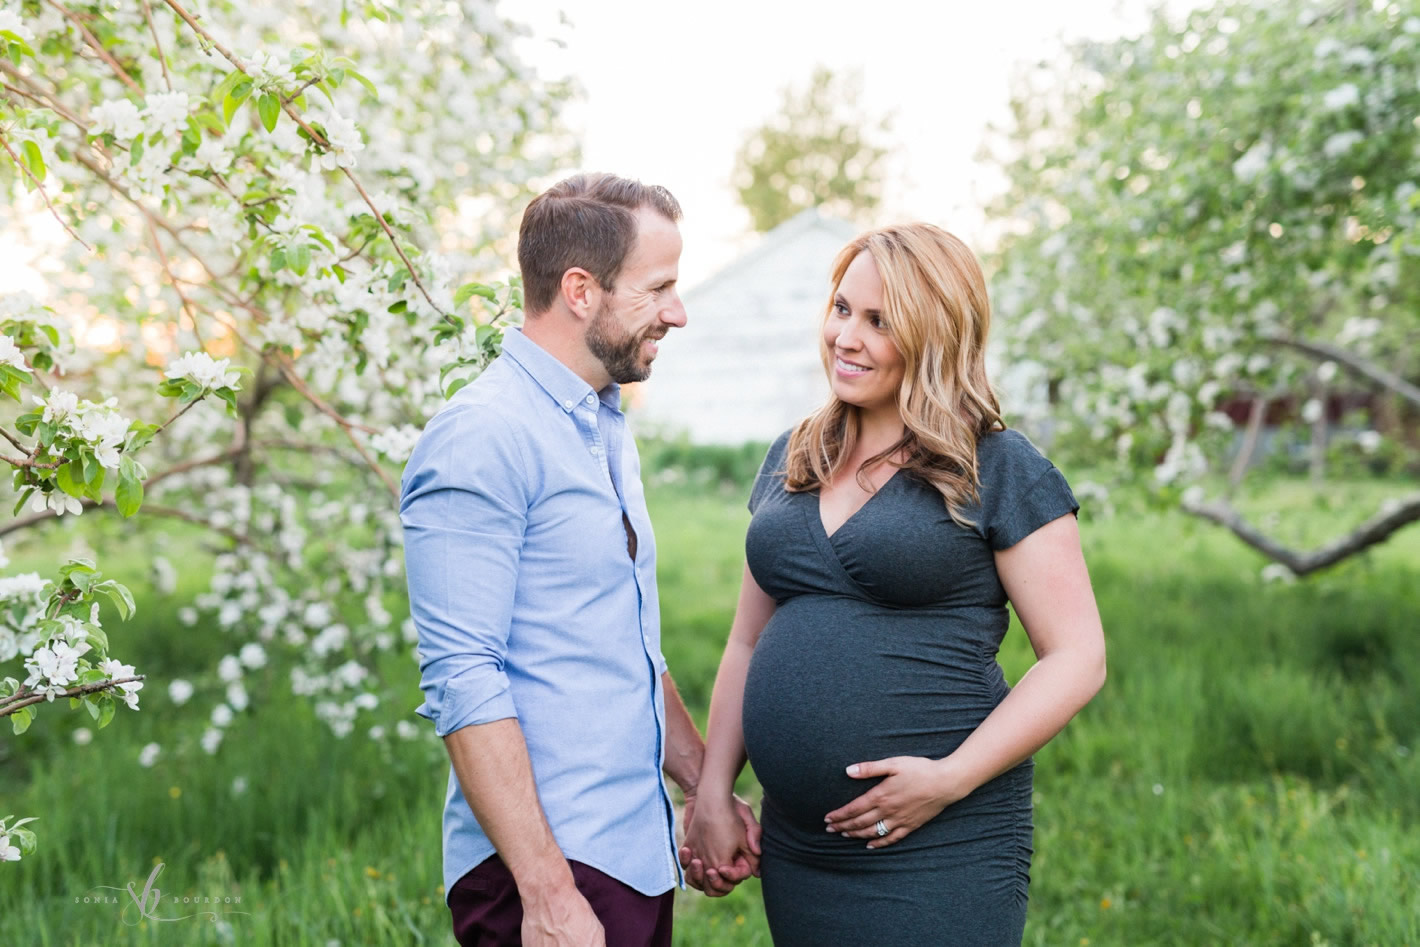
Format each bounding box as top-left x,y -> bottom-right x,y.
401,404 -> 527,736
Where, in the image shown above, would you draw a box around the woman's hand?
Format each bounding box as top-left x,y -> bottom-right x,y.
823,756 -> 966,849
680,792 -> 762,896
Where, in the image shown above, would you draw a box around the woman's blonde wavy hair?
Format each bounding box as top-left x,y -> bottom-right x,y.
784,222 -> 1004,525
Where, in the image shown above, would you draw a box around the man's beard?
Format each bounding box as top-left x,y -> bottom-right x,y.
587,301 -> 660,384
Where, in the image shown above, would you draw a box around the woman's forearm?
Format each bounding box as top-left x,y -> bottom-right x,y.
938,644 -> 1106,800
696,636 -> 754,804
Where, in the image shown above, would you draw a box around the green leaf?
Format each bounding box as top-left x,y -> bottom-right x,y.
20,139 -> 44,183
223,83 -> 253,126
270,246 -> 287,273
129,134 -> 144,167
59,557 -> 97,575
156,378 -> 187,398
344,68 -> 379,99
96,694 -> 116,729
445,376 -> 472,399
387,300 -> 407,314
116,456 -> 143,518
215,386 -> 239,417
454,282 -> 497,306
98,581 -> 135,621
124,420 -> 160,453
81,450 -> 101,485
257,93 -> 281,133
211,69 -> 243,108
55,462 -> 83,499
10,707 -> 31,735
13,487 -> 33,516
84,697 -> 100,720
11,826 -> 36,855
289,243 -> 311,276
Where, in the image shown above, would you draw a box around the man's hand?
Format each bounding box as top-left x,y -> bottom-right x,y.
521,882 -> 605,946
680,791 -> 762,896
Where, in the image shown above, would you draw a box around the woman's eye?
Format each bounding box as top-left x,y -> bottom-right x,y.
833,302 -> 849,315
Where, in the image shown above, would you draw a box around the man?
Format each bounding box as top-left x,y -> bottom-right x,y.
401,173 -> 759,947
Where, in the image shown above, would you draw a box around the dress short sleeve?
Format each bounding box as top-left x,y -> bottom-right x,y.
976,429 -> 1079,550
748,430 -> 793,514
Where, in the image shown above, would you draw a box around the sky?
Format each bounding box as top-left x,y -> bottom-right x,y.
514,0 -> 1190,288
1,0 -> 1192,296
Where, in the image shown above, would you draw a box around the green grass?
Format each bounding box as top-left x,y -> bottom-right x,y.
2,477 -> 1418,944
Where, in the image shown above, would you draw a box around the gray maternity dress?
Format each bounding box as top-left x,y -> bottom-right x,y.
741,428 -> 1079,946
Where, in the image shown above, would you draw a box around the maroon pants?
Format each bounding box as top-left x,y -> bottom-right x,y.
448,854 -> 674,947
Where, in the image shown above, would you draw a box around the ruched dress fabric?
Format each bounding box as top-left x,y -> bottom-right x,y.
741,429 -> 1079,946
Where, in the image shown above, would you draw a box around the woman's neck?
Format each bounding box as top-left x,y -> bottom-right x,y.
852,407 -> 907,462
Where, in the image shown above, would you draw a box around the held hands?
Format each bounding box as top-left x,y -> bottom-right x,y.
679,791 -> 763,897
824,756 -> 968,849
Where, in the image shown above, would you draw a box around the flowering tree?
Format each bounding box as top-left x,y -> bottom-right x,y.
987,0 -> 1419,577
0,0 -> 575,861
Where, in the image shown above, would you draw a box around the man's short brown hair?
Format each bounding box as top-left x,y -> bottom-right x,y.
517,173 -> 682,315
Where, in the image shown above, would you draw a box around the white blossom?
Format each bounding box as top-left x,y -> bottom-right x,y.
0,838 -> 20,862
1323,131 -> 1364,159
369,425 -> 421,461
238,642 -> 267,669
1261,563 -> 1296,584
168,678 -> 194,705
138,742 -> 162,767
0,10 -> 35,43
217,654 -> 243,682
1356,430 -> 1382,453
88,99 -> 144,141
211,703 -> 234,727
201,727 -> 224,755
142,91 -> 191,139
226,681 -> 249,712
1232,141 -> 1270,181
1322,84 -> 1360,111
165,351 -> 241,391
0,335 -> 27,372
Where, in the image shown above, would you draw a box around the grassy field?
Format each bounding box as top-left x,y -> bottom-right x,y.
1,474 -> 1418,945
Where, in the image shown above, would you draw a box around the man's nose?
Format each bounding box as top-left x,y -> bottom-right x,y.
661,293 -> 687,328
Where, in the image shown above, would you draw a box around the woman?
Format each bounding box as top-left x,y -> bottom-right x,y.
681,223 -> 1106,945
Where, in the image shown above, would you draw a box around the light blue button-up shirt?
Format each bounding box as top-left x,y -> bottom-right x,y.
400,328 -> 679,901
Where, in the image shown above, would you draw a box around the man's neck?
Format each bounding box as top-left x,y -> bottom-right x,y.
521,315 -> 612,392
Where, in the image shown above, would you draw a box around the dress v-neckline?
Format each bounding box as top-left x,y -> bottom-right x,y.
815,467 -> 903,541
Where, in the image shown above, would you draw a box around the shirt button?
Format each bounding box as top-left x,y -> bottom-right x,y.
562,399 -> 574,411
585,394 -> 597,405
590,445 -> 602,456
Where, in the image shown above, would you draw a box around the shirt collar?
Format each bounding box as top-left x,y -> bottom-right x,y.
501,327 -> 622,414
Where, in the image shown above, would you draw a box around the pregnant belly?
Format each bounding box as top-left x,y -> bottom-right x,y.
742,596 -> 1006,830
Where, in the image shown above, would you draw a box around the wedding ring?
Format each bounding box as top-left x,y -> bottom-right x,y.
874,819 -> 888,837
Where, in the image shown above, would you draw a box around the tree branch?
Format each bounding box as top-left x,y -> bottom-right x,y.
160,0 -> 452,323
1266,334 -> 1420,410
0,675 -> 145,717
0,130 -> 93,251
45,0 -> 145,95
140,0 -> 174,92
1182,492 -> 1420,576
1227,393 -> 1268,497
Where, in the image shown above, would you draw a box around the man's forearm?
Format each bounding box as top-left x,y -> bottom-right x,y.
660,671 -> 704,795
443,718 -> 577,899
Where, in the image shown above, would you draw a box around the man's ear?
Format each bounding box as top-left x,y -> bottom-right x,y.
559,267 -> 600,322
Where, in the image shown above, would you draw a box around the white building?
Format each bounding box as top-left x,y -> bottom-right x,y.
634,208 -> 857,444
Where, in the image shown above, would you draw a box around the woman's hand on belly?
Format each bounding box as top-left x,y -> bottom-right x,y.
822,755 -> 969,850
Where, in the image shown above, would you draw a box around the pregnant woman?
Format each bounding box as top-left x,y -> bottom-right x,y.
681,223 -> 1106,945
